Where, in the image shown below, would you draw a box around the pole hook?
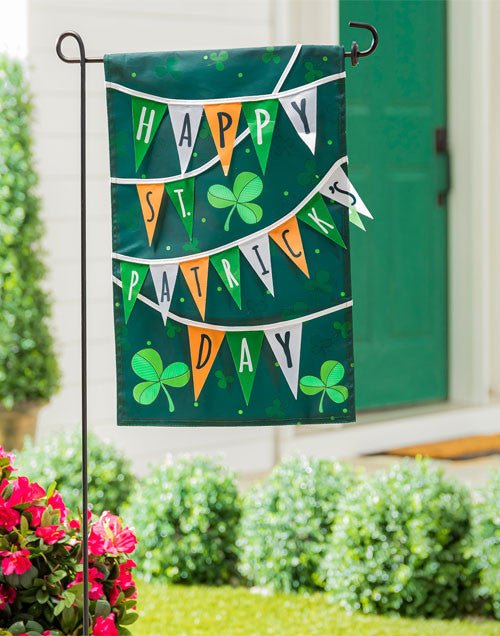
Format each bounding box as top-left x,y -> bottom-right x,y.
345,21 -> 379,66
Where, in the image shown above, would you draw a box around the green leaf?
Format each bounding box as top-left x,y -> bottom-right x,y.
131,348 -> 163,380
133,381 -> 161,405
326,385 -> 348,403
120,611 -> 139,625
233,171 -> 263,202
161,362 -> 190,388
94,599 -> 111,618
237,202 -> 263,224
207,184 -> 236,208
320,360 -> 345,387
299,375 -> 325,395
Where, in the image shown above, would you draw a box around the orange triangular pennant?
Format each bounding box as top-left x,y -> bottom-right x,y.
269,216 -> 310,278
188,326 -> 225,400
204,103 -> 242,175
136,183 -> 165,245
179,257 -> 209,319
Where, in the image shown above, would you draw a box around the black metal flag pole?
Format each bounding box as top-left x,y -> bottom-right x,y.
54,23 -> 377,635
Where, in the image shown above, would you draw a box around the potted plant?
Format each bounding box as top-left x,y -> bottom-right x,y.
0,54 -> 60,449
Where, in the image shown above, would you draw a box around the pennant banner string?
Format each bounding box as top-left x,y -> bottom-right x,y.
110,44 -> 303,186
105,71 -> 345,107
112,274 -> 352,331
112,155 -> 348,265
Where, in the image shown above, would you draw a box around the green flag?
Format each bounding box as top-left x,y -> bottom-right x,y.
120,261 -> 149,323
227,331 -> 264,405
349,207 -> 366,231
297,193 -> 346,248
210,246 -> 242,309
242,99 -> 279,174
165,177 -> 195,240
132,96 -> 167,172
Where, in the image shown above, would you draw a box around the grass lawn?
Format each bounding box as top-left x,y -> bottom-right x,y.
134,582 -> 500,636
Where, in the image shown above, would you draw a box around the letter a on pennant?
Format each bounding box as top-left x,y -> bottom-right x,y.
279,87 -> 317,154
131,96 -> 167,171
297,193 -> 346,248
188,326 -> 225,400
265,323 -> 303,398
242,99 -> 278,174
168,104 -> 203,174
269,216 -> 310,277
204,103 -> 241,175
149,263 -> 179,325
120,261 -> 149,323
226,331 -> 263,405
179,257 -> 209,319
136,183 -> 165,246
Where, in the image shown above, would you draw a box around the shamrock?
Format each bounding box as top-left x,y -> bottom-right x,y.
215,369 -> 234,389
131,348 -> 190,412
299,360 -> 348,414
166,323 -> 181,339
262,47 -> 281,64
207,171 -> 263,231
182,237 -> 200,253
265,399 -> 285,418
334,320 -> 352,339
304,61 -> 324,82
305,270 -> 333,294
155,56 -> 181,79
209,51 -> 229,71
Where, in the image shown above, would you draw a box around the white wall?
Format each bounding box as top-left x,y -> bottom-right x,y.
27,0 -> 338,475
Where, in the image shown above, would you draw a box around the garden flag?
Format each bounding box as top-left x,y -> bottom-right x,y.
104,44 -> 373,426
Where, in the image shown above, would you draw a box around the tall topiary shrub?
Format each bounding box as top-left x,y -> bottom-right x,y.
322,459 -> 473,618
238,456 -> 356,592
0,54 -> 59,410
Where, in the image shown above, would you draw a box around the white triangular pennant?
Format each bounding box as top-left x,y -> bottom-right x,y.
265,323 -> 302,398
240,234 -> 275,296
320,166 -> 373,219
168,104 -> 203,175
150,263 -> 179,325
279,87 -> 317,154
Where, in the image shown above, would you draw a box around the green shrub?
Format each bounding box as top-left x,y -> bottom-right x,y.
0,54 -> 59,410
130,455 -> 241,584
17,430 -> 134,515
322,459 -> 473,617
469,469 -> 500,618
238,456 -> 356,592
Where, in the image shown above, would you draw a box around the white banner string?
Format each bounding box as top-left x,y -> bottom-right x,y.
112,274 -> 353,331
111,155 -> 348,265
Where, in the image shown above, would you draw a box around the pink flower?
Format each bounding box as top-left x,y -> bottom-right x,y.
0,583 -> 16,609
42,632 -> 52,636
0,549 -> 31,575
35,524 -> 66,545
48,492 -> 68,523
25,505 -> 45,527
8,476 -> 45,506
88,512 -> 137,556
0,498 -> 20,531
109,559 -> 137,605
93,614 -> 118,636
68,567 -> 104,600
0,447 -> 16,472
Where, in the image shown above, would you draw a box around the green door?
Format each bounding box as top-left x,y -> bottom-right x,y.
340,0 -> 448,408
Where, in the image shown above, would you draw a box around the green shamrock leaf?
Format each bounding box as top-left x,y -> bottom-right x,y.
166,323 -> 181,338
265,399 -> 285,418
214,369 -> 234,389
155,56 -> 181,79
334,320 -> 352,339
182,237 -> 200,253
131,348 -> 190,413
207,171 -> 263,231
304,61 -> 324,82
305,270 -> 333,294
209,51 -> 229,71
299,360 -> 348,414
262,47 -> 281,64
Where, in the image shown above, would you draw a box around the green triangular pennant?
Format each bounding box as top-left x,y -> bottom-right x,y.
165,177 -> 195,240
120,261 -> 149,323
132,96 -> 167,172
242,99 -> 279,174
210,246 -> 242,309
226,331 -> 264,405
349,207 -> 366,231
297,193 -> 346,248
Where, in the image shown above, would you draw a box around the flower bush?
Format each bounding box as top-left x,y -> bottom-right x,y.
130,455 -> 241,584
238,456 -> 356,592
322,459 -> 473,618
17,432 -> 134,515
0,447 -> 138,635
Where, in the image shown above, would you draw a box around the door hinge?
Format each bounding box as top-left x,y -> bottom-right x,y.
435,126 -> 450,206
